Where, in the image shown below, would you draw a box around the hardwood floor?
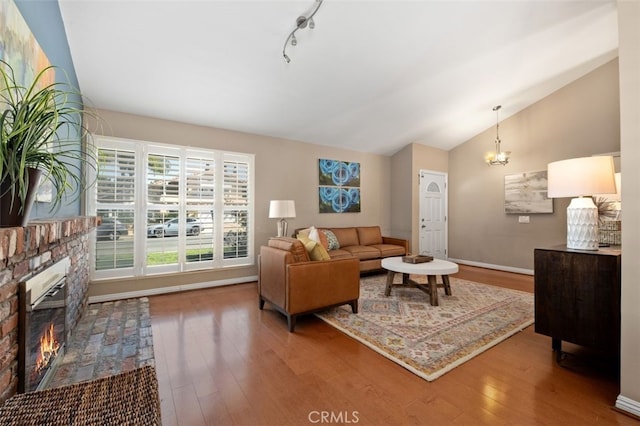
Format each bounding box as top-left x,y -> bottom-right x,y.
150,265 -> 635,425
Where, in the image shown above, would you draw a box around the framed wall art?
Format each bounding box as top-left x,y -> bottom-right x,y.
504,170 -> 553,214
318,159 -> 361,213
0,0 -> 54,88
1,0 -> 55,202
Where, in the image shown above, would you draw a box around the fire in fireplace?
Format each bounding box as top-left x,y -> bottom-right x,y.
36,323 -> 61,375
19,257 -> 69,393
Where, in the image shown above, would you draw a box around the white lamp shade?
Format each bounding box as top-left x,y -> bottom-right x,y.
269,200 -> 296,218
547,156 -> 616,198
614,172 -> 622,201
595,172 -> 622,202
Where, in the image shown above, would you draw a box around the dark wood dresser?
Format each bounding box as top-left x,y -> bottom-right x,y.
534,245 -> 621,356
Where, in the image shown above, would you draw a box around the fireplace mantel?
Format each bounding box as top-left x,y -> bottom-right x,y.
0,216 -> 97,403
0,217 -> 97,262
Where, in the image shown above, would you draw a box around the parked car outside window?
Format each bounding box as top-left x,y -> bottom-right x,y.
147,217 -> 201,238
97,218 -> 128,240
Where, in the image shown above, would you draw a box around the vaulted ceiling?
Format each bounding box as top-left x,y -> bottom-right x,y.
59,1 -> 618,156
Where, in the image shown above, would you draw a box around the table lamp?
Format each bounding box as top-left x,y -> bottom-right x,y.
547,156 -> 616,250
269,200 -> 296,237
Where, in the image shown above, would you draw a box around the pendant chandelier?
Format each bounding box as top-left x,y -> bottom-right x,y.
485,105 -> 511,166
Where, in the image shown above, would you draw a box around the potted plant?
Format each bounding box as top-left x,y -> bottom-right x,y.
0,59 -> 98,227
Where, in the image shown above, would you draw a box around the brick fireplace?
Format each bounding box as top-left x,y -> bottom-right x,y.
18,256 -> 70,392
0,217 -> 96,403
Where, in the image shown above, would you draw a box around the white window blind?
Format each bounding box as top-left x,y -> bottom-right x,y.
97,148 -> 136,204
89,136 -> 254,280
222,158 -> 250,261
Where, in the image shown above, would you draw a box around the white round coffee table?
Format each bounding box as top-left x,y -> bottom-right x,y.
381,256 -> 459,306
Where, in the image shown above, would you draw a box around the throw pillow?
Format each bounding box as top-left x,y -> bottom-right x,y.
297,227 -> 312,238
297,235 -> 317,252
308,226 -> 320,243
309,243 -> 330,261
296,235 -> 330,261
321,230 -> 340,250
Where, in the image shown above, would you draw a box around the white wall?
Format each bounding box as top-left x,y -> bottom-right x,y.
616,0 -> 640,416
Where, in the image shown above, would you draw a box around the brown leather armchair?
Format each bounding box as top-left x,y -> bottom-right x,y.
259,237 -> 360,332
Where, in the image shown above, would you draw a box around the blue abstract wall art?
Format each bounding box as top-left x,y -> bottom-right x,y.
318,159 -> 361,213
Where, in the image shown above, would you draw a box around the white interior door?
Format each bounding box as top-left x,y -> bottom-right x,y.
419,170 -> 448,259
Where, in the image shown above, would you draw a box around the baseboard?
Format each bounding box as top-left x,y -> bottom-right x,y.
87,275 -> 258,303
447,258 -> 534,276
615,395 -> 640,418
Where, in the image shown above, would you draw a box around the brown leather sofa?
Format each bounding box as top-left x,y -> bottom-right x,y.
298,226 -> 409,273
259,237 -> 360,332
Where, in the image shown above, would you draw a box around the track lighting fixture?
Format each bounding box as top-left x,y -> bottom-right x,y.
282,0 -> 324,63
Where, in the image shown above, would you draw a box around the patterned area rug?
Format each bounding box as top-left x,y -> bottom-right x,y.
315,274 -> 534,381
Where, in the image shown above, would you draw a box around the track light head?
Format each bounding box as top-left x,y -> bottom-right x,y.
282,0 -> 324,63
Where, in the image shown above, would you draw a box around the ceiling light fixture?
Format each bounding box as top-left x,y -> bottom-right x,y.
282,0 -> 324,63
485,105 -> 511,166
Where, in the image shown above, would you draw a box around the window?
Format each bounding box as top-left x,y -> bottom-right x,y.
223,158 -> 249,259
89,136 -> 254,280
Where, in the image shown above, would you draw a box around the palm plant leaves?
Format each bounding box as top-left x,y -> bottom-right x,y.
0,59 -> 98,214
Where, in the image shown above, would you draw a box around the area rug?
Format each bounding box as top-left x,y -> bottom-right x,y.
315,274 -> 534,381
0,366 -> 161,425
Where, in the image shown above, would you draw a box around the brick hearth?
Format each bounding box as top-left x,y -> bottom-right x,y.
0,217 -> 96,403
47,297 -> 154,388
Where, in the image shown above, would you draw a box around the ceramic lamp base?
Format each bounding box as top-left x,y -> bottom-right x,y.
566,197 -> 599,250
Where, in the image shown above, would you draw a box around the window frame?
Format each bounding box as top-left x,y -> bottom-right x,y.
88,135 -> 255,281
